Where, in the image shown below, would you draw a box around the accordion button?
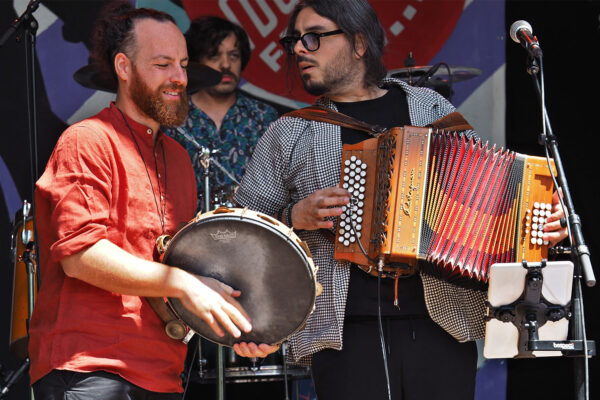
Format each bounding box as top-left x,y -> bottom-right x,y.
360,170 -> 367,177
537,238 -> 543,245
345,160 -> 351,166
357,210 -> 363,216
343,183 -> 348,189
358,194 -> 365,200
533,209 -> 540,216
532,223 -> 538,230
539,217 -> 545,224
340,220 -> 346,227
344,240 -> 350,246
338,236 -> 344,243
356,159 -> 362,165
350,236 -> 356,243
531,238 -> 537,245
532,216 -> 538,223
359,187 -> 365,193
546,203 -> 552,211
545,210 -> 552,217
534,201 -> 540,209
360,179 -> 366,185
344,167 -> 350,174
350,156 -> 357,162
357,217 -> 363,223
357,232 -> 362,238
532,230 -> 538,237
343,175 -> 349,181
356,224 -> 362,231
344,232 -> 350,239
543,240 -> 549,245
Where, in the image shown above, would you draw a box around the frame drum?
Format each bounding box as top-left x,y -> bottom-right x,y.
160,207 -> 318,346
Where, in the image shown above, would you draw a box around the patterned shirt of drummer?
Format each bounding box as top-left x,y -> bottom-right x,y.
164,92 -> 278,206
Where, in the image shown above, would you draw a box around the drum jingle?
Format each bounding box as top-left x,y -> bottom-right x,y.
157,207 -> 320,347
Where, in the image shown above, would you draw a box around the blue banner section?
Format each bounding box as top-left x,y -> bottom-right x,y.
431,0 -> 506,107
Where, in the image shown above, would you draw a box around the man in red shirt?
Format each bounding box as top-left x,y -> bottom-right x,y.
28,4 -> 276,399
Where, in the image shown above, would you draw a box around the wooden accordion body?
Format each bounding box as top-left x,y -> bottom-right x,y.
334,126 -> 556,287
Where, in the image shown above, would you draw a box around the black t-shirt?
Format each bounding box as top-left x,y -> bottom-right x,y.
334,86 -> 428,317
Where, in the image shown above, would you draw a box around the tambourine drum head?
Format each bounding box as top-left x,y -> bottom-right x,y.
162,214 -> 315,346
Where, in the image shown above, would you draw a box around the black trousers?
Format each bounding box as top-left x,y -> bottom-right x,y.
311,316 -> 477,400
32,370 -> 182,400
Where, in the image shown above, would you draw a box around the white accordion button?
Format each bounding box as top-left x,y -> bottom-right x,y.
350,156 -> 357,162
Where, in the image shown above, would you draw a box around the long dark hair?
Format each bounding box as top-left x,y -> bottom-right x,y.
185,16 -> 251,71
285,0 -> 387,87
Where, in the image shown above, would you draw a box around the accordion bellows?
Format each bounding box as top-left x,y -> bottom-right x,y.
334,126 -> 555,288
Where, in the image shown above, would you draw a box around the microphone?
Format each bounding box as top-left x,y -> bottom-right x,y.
510,20 -> 543,57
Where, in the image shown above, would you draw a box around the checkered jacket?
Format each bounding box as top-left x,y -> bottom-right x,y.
234,78 -> 486,365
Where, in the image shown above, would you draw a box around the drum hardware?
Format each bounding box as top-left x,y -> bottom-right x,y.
388,63 -> 482,101
174,127 -> 245,400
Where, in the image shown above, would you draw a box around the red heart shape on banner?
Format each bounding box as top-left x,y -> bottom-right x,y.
182,0 -> 464,104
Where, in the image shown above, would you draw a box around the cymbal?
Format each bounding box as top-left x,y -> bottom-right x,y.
73,62 -> 222,93
388,65 -> 482,85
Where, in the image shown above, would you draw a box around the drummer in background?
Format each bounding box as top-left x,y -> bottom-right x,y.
234,0 -> 569,399
164,16 -> 278,211
28,3 -> 277,399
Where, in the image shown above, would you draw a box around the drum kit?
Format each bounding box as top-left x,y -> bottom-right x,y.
388,63 -> 482,101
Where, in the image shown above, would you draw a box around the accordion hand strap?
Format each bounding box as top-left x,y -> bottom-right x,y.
283,106 -> 473,136
283,105 -> 384,137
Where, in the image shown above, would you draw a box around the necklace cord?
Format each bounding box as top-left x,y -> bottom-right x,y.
117,108 -> 167,234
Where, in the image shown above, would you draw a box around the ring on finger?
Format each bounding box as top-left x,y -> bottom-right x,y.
560,217 -> 567,228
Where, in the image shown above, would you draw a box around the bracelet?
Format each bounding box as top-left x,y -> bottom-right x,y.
286,202 -> 296,228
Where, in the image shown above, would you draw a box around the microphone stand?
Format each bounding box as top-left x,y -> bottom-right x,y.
524,48 -> 595,400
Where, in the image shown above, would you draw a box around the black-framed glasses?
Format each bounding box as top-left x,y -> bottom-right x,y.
279,29 -> 343,55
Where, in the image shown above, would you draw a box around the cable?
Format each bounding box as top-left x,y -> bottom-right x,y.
181,336 -> 198,400
346,206 -> 392,400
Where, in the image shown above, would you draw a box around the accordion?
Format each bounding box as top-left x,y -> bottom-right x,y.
333,126 -> 556,287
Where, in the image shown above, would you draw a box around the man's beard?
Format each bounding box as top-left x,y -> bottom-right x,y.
130,67 -> 189,127
298,48 -> 357,96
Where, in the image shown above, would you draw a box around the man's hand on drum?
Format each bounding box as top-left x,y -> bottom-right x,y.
233,342 -> 280,358
180,274 -> 252,338
291,187 -> 350,230
544,190 -> 569,247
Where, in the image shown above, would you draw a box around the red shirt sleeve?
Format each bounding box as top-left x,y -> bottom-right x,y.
36,123 -> 113,263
